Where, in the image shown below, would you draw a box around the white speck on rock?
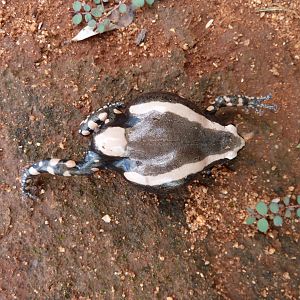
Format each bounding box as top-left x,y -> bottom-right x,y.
58,246 -> 65,253
102,214 -> 111,223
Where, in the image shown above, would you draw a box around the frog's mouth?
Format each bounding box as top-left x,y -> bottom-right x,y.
221,124 -> 245,160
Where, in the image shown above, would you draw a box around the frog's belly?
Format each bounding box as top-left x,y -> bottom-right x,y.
124,111 -> 241,186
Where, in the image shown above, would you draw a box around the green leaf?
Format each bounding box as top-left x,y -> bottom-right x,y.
245,216 -> 256,225
297,208 -> 300,218
256,201 -> 268,216
73,1 -> 82,12
273,215 -> 283,226
257,218 -> 269,233
91,7 -> 102,18
83,4 -> 91,12
85,13 -> 92,22
283,196 -> 290,206
97,5 -> 104,13
72,13 -> 83,25
88,19 -> 97,29
97,23 -> 106,33
296,143 -> 300,149
285,208 -> 292,218
146,0 -> 155,5
297,195 -> 300,205
269,202 -> 279,214
119,3 -> 127,13
94,0 -> 101,4
132,0 -> 145,8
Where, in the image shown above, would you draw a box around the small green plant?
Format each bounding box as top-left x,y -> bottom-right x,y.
71,0 -> 156,41
245,195 -> 300,233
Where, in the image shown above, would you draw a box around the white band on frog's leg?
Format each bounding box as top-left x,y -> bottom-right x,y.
79,102 -> 125,136
21,151 -> 104,199
206,94 -> 277,114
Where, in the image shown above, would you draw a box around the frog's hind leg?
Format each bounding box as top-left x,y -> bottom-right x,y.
206,94 -> 277,114
22,151 -> 104,199
79,102 -> 126,136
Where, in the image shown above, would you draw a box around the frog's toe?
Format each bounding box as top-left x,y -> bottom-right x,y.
248,94 -> 278,113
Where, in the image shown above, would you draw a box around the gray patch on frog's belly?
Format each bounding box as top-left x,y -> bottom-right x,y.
124,107 -> 244,186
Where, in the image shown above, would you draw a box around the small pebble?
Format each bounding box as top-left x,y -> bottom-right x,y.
270,66 -> 279,76
102,214 -> 111,223
181,43 -> 189,50
135,28 -> 147,46
29,23 -> 36,33
58,246 -> 65,253
205,19 -> 214,29
243,39 -> 250,46
221,189 -> 228,195
243,131 -> 255,141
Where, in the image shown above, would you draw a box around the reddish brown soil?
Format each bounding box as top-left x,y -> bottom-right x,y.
0,0 -> 299,299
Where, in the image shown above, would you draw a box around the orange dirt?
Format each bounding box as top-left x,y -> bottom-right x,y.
0,0 -> 299,299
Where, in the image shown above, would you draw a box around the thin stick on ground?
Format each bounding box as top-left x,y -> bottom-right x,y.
256,5 -> 300,19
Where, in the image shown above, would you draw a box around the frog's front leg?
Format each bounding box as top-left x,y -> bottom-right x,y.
22,151 -> 104,199
206,94 -> 277,114
79,102 -> 126,136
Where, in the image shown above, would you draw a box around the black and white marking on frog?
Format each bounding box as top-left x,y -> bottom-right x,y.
21,92 -> 277,199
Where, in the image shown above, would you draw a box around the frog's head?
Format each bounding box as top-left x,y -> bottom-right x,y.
220,124 -> 245,160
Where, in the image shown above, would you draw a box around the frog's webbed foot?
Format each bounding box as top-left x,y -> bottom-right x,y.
206,94 -> 277,115
21,151 -> 104,199
246,94 -> 277,114
79,102 -> 126,136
